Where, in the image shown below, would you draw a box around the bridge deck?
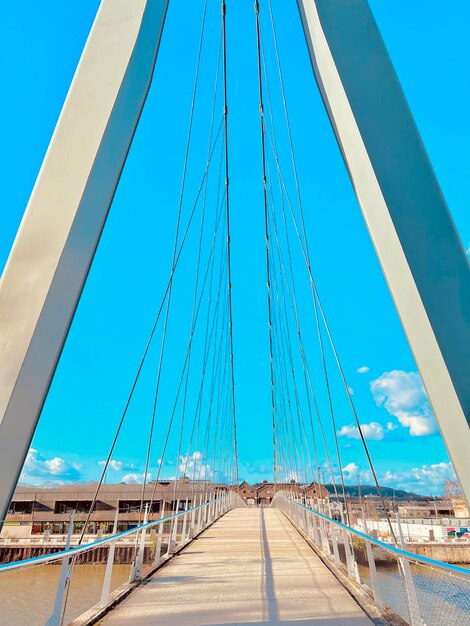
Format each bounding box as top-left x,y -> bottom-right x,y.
100,508 -> 374,625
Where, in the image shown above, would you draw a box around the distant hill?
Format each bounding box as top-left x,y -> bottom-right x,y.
324,484 -> 428,501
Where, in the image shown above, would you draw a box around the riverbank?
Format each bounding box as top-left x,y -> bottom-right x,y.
404,541 -> 470,564
0,542 -> 166,564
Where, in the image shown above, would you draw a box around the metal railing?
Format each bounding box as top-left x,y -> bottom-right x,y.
0,491 -> 242,626
273,492 -> 470,626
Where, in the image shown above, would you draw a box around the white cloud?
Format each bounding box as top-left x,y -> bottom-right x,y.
20,448 -> 81,484
340,463 -> 372,484
121,472 -> 151,484
370,370 -> 437,436
98,459 -> 123,472
343,462 -> 359,478
347,386 -> 354,396
338,460 -> 456,495
357,366 -> 370,374
338,421 -> 385,441
381,462 -> 456,495
179,451 -> 212,480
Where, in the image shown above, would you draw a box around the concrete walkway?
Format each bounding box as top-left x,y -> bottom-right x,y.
100,508 -> 374,625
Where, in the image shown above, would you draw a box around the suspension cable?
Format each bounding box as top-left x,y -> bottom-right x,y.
254,0 -> 277,493
222,0 -> 239,490
262,1 -> 397,540
76,118 -> 223,544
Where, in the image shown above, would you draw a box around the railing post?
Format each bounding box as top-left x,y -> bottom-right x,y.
331,526 -> 341,567
301,506 -> 309,532
181,499 -> 189,543
167,502 -> 180,556
190,494 -> 198,537
342,528 -> 356,580
153,502 -> 166,567
212,492 -> 217,519
129,503 -> 148,582
319,518 -> 331,556
45,514 -> 74,626
207,495 -> 213,525
211,493 -> 216,520
311,515 -> 321,546
205,492 -> 212,526
352,537 -> 361,584
398,556 -> 422,626
396,513 -> 423,626
189,496 -> 198,539
305,508 -> 313,538
201,494 -> 206,528
99,508 -> 119,609
170,499 -> 180,545
365,540 -> 384,610
203,493 -> 209,526
198,494 -> 204,529
153,521 -> 164,567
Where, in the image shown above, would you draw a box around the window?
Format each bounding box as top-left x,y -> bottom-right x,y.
54,500 -> 94,514
118,500 -> 160,513
51,522 -> 67,534
168,500 -> 187,512
119,500 -> 141,513
8,501 -> 34,515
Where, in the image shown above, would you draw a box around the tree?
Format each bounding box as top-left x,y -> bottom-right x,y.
443,479 -> 462,499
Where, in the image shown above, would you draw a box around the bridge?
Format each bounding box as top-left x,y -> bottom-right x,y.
1,0 -> 470,625
1,493 -> 470,625
97,507 -> 374,625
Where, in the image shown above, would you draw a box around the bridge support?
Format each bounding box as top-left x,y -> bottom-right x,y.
0,0 -> 169,524
297,0 -> 470,503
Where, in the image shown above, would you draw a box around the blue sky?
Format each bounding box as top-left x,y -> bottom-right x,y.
1,1 -> 469,495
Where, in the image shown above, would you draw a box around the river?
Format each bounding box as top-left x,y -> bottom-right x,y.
358,562 -> 470,626
0,563 -> 129,626
1,562 -> 469,625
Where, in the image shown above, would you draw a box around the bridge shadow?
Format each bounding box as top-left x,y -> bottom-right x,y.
220,617 -> 374,626
260,507 -> 279,623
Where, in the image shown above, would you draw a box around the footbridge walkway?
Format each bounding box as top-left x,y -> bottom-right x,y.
1,494 -> 470,625
100,507 -> 372,626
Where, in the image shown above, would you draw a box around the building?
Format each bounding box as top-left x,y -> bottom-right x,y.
237,482 -> 258,506
1,479 -> 227,539
452,498 -> 470,519
2,479 -> 330,538
398,501 -> 454,519
236,480 -> 328,508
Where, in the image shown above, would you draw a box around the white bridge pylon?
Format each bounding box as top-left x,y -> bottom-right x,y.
0,0 -> 469,523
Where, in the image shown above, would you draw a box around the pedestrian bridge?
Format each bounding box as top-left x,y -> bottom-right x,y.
1,493 -> 469,626
100,507 -> 372,626
1,1 -> 470,625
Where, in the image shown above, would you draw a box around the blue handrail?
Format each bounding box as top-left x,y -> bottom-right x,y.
0,497 -> 222,572
284,496 -> 470,577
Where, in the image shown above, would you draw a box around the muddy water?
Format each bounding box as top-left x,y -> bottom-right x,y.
1,561 -> 469,625
358,562 -> 470,626
0,563 -> 129,626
